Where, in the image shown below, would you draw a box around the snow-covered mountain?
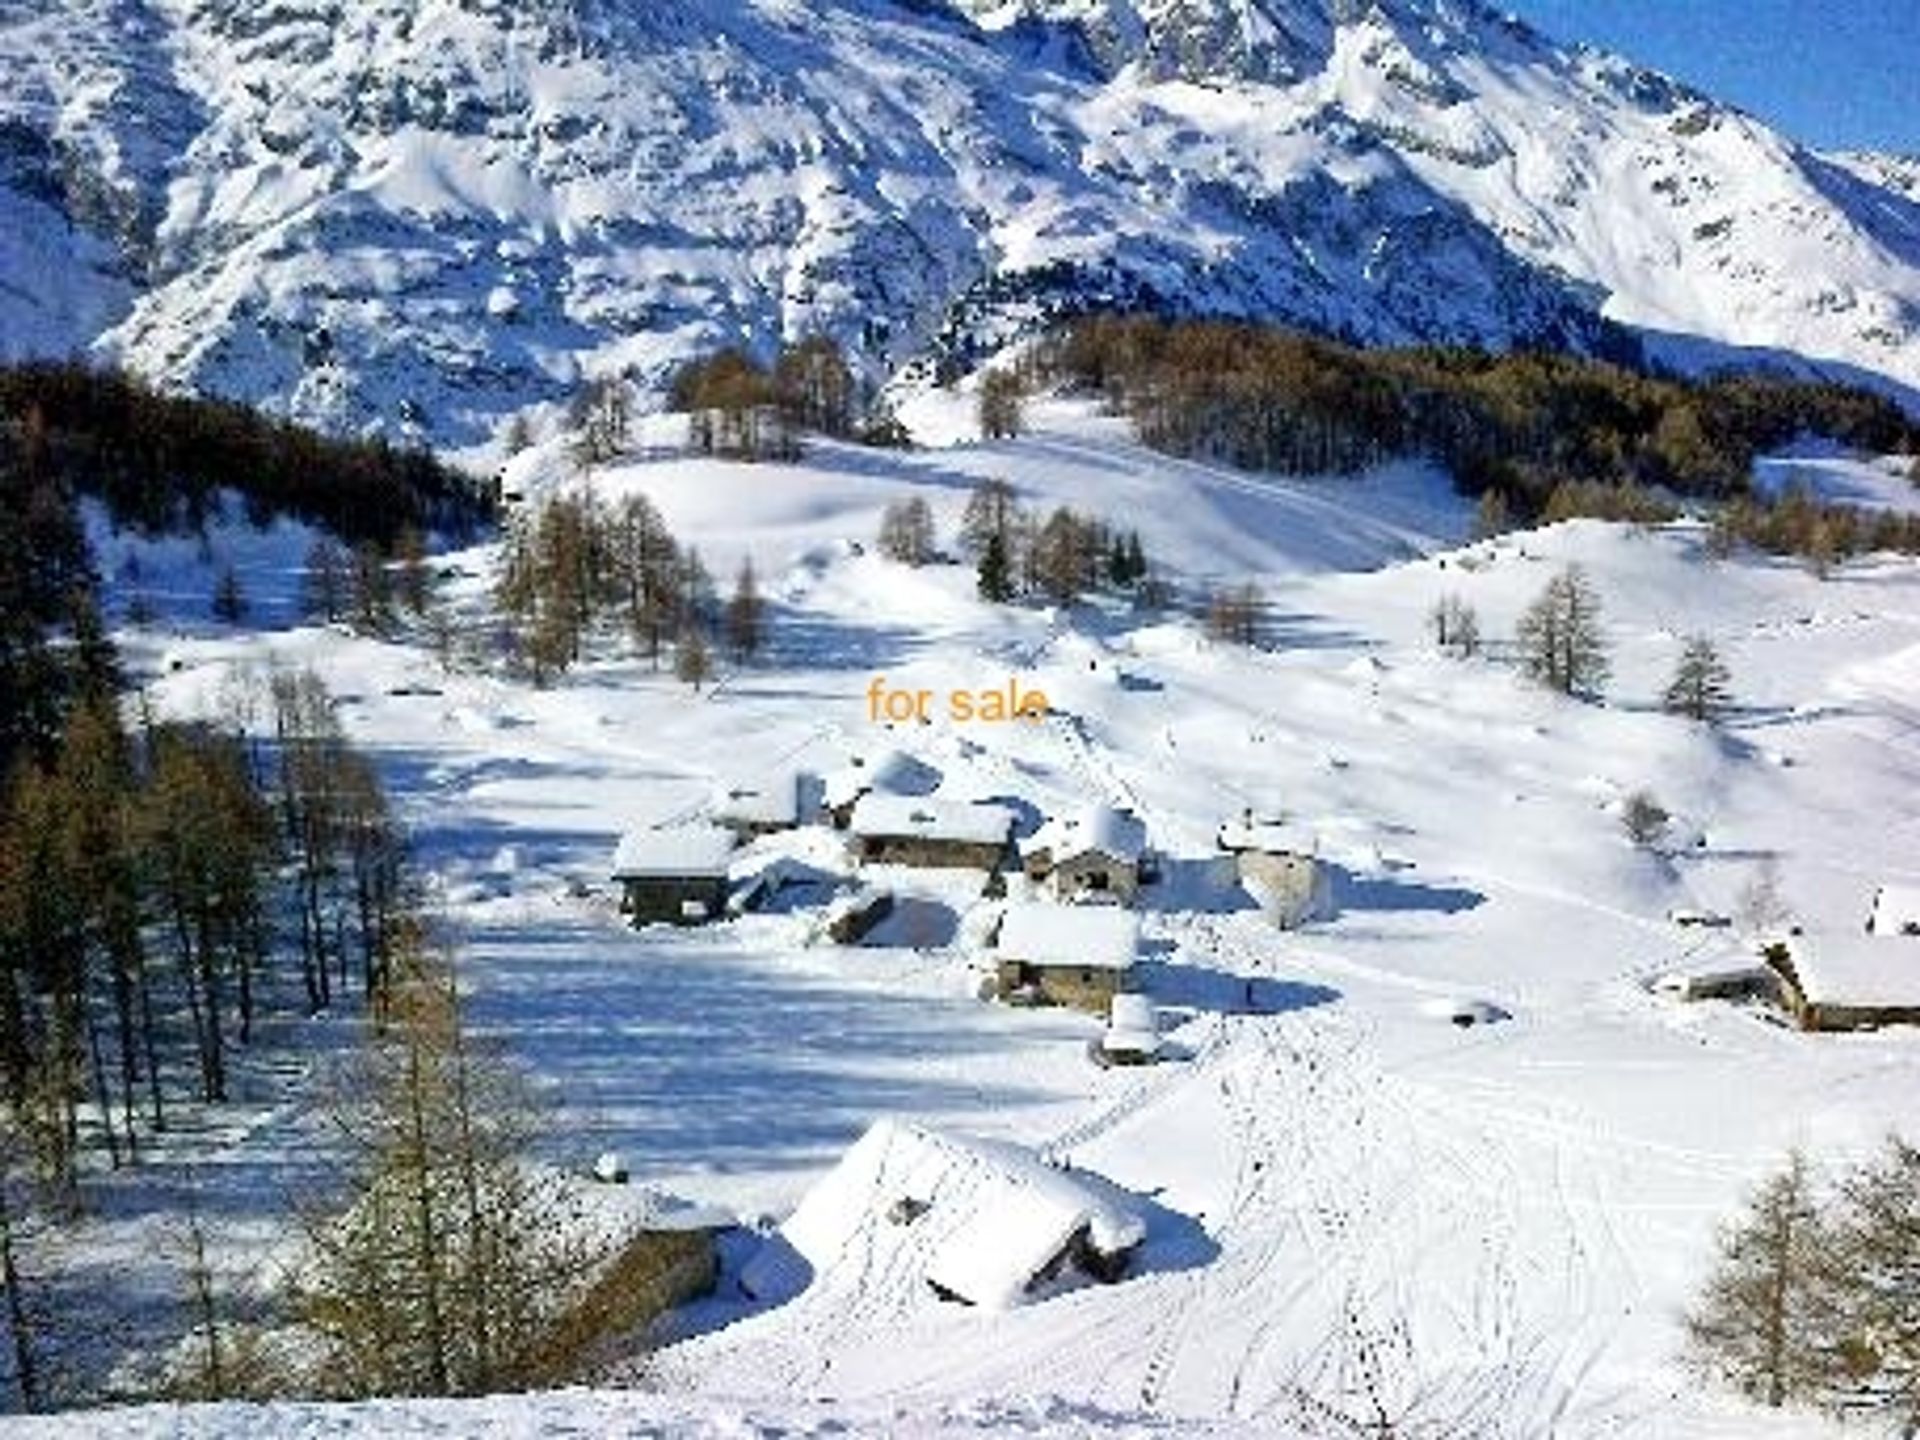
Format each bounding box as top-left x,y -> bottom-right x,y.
6,0 -> 1920,445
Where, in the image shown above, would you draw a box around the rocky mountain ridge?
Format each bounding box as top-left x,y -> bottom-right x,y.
3,0 -> 1918,446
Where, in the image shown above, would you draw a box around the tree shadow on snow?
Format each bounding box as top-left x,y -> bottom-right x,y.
860,896 -> 960,949
457,920 -> 1067,1174
756,603 -> 931,673
1139,958 -> 1341,1020
1327,864 -> 1484,916
1136,857 -> 1257,916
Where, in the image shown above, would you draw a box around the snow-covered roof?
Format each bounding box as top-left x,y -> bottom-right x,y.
849,794 -> 1013,847
1024,805 -> 1147,864
754,1120 -> 1145,1312
996,902 -> 1137,972
610,824 -> 736,879
823,748 -> 941,808
1102,994 -> 1160,1054
1869,883 -> 1920,937
711,773 -> 806,829
1217,814 -> 1317,856
590,1183 -> 738,1235
1785,934 -> 1920,1009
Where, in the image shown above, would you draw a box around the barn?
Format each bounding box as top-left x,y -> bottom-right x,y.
738,1120 -> 1146,1310
1763,934 -> 1920,1031
848,794 -> 1015,871
1022,805 -> 1148,905
993,902 -> 1138,1013
610,824 -> 736,926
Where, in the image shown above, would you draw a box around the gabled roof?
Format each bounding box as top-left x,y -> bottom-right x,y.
610,824 -> 735,879
1869,883 -> 1920,937
711,773 -> 806,829
1783,933 -> 1920,1009
996,902 -> 1137,972
1024,805 -> 1147,865
746,1120 -> 1144,1311
849,794 -> 1013,848
823,748 -> 941,809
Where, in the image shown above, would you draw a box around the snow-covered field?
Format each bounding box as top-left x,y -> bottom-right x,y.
27,401 -> 1920,1437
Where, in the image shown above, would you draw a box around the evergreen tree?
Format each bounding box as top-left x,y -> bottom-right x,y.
304,537 -> 349,624
1428,594 -> 1481,658
1664,636 -> 1734,723
210,565 -> 246,625
1031,508 -> 1089,604
1686,1152 -> 1836,1411
725,557 -> 764,664
878,499 -> 934,566
1206,583 -> 1263,647
290,926 -> 615,1398
567,375 -> 632,468
674,625 -> 713,693
395,528 -> 432,619
772,336 -> 855,439
1826,1135 -> 1920,1425
960,478 -> 1018,556
350,543 -> 394,637
976,531 -> 1012,603
1516,564 -> 1610,699
977,369 -> 1025,440
1473,489 -> 1511,540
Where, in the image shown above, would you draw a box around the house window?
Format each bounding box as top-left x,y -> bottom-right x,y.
1086,871 -> 1109,892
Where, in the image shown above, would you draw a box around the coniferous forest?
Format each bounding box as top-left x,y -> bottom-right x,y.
1040,316 -> 1920,557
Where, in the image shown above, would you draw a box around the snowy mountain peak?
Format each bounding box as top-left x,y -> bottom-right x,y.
4,0 -> 1920,446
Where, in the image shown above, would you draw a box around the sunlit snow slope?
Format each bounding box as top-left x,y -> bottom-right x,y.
5,0 -> 1920,445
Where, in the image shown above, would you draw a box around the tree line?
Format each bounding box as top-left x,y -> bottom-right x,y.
952,478 -> 1152,606
0,665 -> 403,1406
0,670 -> 403,1198
1040,316 -> 1919,522
495,490 -> 760,688
0,363 -> 490,547
667,336 -> 906,462
0,669 -> 674,1410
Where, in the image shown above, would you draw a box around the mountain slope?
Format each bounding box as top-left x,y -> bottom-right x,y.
4,0 -> 1920,445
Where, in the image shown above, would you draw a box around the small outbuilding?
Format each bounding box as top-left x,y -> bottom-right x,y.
848,794 -> 1015,872
823,749 -> 942,829
1652,961 -> 1779,1003
1098,993 -> 1162,1066
1868,883 -> 1920,938
739,1120 -> 1146,1311
551,1184 -> 735,1359
711,770 -> 818,838
993,902 -> 1138,1013
1763,934 -> 1920,1031
611,824 -> 736,926
1022,805 -> 1148,905
1217,812 -> 1330,929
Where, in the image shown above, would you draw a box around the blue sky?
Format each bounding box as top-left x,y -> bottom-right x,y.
1503,1 -> 1920,154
